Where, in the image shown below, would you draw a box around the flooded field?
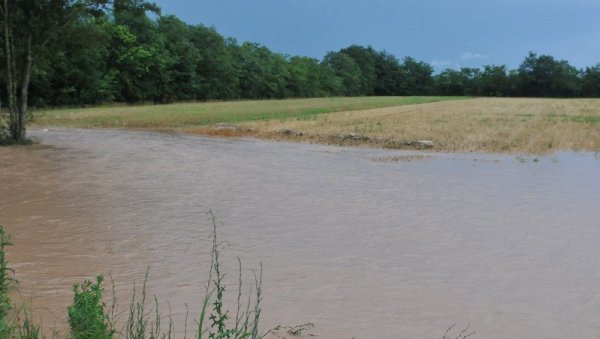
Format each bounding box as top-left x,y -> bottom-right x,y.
1,128 -> 600,338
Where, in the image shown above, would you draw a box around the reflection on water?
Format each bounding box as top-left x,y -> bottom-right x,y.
1,128 -> 600,339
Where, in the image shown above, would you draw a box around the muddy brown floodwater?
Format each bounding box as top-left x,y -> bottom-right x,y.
1,128 -> 600,338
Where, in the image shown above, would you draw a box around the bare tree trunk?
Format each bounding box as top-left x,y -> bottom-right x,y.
2,0 -> 19,140
18,31 -> 33,139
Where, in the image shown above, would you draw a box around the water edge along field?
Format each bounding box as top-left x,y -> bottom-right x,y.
33,96 -> 600,154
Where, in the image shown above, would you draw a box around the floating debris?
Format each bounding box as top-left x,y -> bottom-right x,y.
278,128 -> 304,136
213,122 -> 240,130
270,323 -> 316,338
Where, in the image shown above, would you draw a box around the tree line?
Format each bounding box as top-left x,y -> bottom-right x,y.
2,0 -> 600,142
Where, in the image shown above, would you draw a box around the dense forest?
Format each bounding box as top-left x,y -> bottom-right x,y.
2,0 -> 600,110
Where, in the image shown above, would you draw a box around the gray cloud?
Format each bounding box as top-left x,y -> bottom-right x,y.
431,60 -> 461,69
461,52 -> 488,60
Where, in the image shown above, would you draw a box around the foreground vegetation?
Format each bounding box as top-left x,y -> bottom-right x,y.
0,219 -> 477,339
34,97 -> 600,154
0,214 -> 266,339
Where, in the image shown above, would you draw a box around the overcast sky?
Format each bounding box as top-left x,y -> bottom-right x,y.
152,0 -> 600,71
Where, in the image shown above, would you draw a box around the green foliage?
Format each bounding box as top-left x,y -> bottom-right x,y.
69,269 -> 174,339
208,222 -> 228,338
518,52 -> 581,97
113,0 -> 161,17
154,16 -> 200,102
285,56 -> 334,98
322,51 -> 366,96
0,226 -> 15,323
434,67 -> 481,96
233,43 -> 289,100
372,51 -> 402,95
68,275 -> 113,339
32,16 -> 116,107
124,270 -> 171,339
435,69 -> 468,96
0,225 -> 44,339
338,45 -> 377,95
478,65 -> 509,96
581,64 -> 600,97
191,26 -> 239,100
0,118 -> 12,145
399,57 -> 434,95
9,307 -> 43,339
60,213 -> 263,339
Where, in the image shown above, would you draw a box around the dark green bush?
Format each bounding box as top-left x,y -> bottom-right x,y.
67,275 -> 113,339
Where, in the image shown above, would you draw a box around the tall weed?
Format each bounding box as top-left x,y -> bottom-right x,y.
198,211 -> 264,339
